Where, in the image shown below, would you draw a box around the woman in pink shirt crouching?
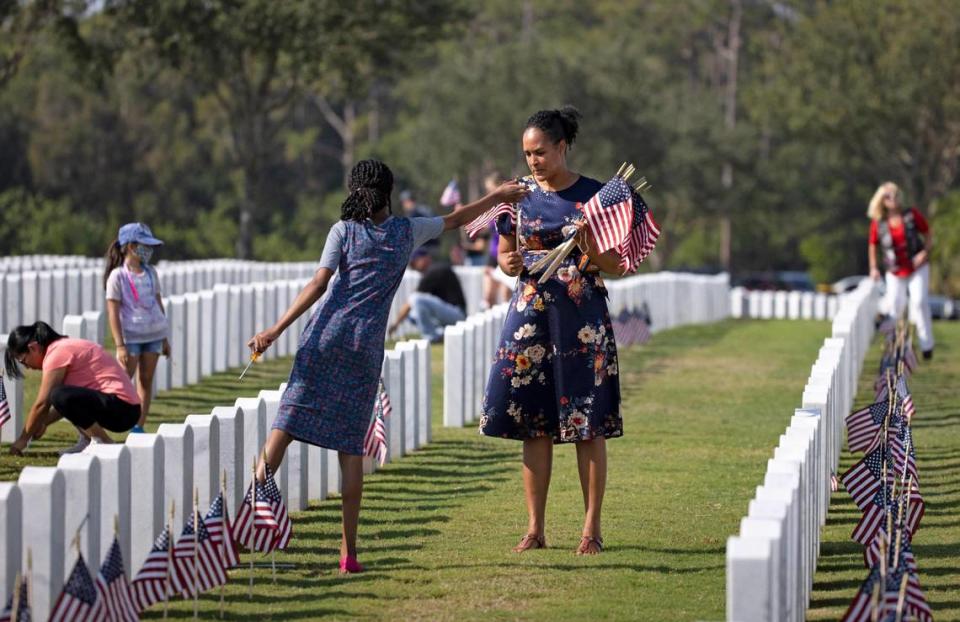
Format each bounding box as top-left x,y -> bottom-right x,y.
5,321 -> 141,456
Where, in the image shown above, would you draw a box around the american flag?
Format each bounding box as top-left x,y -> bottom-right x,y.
364,382 -> 391,466
439,179 -> 461,207
233,463 -> 291,552
882,538 -> 933,621
465,202 -> 515,239
581,177 -> 660,273
864,524 -> 918,574
0,378 -> 11,431
851,488 -> 924,545
841,445 -> 887,510
95,537 -> 138,621
131,526 -> 172,611
840,564 -> 882,622
845,401 -> 892,453
205,492 -> 241,569
874,375 -> 914,420
49,555 -> 102,622
0,573 -> 30,622
888,423 -> 919,487
170,513 -> 227,597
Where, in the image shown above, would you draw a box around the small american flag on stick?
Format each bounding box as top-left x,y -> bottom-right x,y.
49,555 -> 102,622
0,377 -> 11,431
465,202 -> 515,239
95,536 -> 138,622
232,463 -> 291,553
131,526 -> 172,612
171,512 -> 227,597
364,381 -> 391,466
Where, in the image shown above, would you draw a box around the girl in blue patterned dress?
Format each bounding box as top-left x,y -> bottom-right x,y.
479,107 -> 624,556
248,159 -> 529,573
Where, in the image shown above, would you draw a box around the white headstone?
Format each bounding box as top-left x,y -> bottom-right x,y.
397,343 -> 419,450
234,397 -> 267,484
83,444 -> 132,578
443,325 -> 465,427
123,433 -> 165,572
156,424 -> 194,530
414,339 -> 431,445
384,350 -> 405,459
17,467 -> 65,620
726,535 -> 773,622
0,483 -> 22,606
199,291 -> 215,378
210,406 -> 244,510
184,414 -> 221,511
56,453 -> 101,576
0,344 -> 24,443
213,285 -> 230,372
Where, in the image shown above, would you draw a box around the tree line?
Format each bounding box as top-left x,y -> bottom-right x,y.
1,0 -> 958,293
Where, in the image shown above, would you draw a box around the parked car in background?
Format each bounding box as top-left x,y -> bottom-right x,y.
733,271 -> 815,291
831,275 -> 868,294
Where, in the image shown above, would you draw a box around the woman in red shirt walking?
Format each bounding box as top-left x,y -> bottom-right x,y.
867,181 -> 934,359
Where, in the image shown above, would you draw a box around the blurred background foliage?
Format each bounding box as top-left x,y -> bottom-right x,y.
0,0 -> 958,292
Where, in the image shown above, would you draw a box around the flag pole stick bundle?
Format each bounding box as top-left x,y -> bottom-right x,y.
529,162 -> 655,284
193,488 -> 200,620
166,500 -> 174,618
870,579 -> 881,622
895,573 -> 909,622
220,469 -> 228,619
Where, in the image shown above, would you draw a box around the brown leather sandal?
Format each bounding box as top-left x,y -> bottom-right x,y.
512,534 -> 547,553
575,536 -> 603,555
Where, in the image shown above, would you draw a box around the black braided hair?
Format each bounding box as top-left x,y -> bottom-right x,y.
524,105 -> 582,148
340,159 -> 395,222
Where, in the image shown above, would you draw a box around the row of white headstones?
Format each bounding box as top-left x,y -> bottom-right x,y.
0,335 -> 435,620
730,287 -> 844,321
0,266 -> 733,619
726,278 -> 879,622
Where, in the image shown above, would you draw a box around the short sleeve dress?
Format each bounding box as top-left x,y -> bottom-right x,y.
479,176 -> 622,443
274,215 -> 443,455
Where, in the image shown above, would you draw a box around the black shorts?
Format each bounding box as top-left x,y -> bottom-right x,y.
49,386 -> 141,432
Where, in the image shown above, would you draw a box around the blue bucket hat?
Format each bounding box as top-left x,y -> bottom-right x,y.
118,222 -> 164,246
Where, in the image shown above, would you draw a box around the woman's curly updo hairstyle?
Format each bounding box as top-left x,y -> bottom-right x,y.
340,159 -> 395,222
524,105 -> 582,148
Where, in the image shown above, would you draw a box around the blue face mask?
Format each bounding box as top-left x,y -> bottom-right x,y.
134,245 -> 154,264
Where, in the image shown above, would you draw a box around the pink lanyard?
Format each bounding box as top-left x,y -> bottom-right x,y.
122,266 -> 146,304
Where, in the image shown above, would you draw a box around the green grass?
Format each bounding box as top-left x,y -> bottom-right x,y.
808,323 -> 960,621
3,320 -> 833,620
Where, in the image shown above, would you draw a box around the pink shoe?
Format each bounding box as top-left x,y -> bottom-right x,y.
339,555 -> 364,574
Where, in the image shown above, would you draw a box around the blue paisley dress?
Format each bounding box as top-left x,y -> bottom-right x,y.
275,215 -> 442,455
479,176 -> 623,443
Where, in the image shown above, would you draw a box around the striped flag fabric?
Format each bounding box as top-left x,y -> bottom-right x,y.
465,202 -> 515,239
851,488 -> 924,546
233,463 -> 291,552
841,564 -> 881,622
363,382 -> 391,466
0,378 -> 11,431
883,539 -> 933,621
439,179 -> 461,207
0,573 -> 31,622
49,555 -> 102,622
580,177 -> 660,274
841,445 -> 887,511
131,526 -> 172,611
864,525 -> 918,573
170,513 -> 227,597
95,536 -> 138,622
205,492 -> 241,569
845,401 -> 892,452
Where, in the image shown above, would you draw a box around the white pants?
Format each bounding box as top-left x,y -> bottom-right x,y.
881,263 -> 934,351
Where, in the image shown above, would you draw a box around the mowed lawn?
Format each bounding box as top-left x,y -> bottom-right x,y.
3,320 -> 830,620
808,322 -> 960,622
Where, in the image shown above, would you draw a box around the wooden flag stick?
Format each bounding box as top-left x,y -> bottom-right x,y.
870,579 -> 881,622
623,164 -> 636,182
165,500 -> 174,618
263,448 -> 278,586
10,573 -> 21,621
895,572 -> 909,622
220,469 -> 228,619
25,548 -> 32,620
616,162 -> 627,177
248,457 -> 256,600
879,534 -> 887,587
193,488 -> 200,621
537,236 -> 578,285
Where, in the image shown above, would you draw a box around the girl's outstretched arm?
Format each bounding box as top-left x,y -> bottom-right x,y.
441,181 -> 529,231
248,267 -> 334,353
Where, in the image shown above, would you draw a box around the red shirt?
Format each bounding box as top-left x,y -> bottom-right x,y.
869,208 -> 929,277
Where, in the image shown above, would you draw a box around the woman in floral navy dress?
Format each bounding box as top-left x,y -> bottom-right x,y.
248,160 -> 528,574
480,107 -> 623,556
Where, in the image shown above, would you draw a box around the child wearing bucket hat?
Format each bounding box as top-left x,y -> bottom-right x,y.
101,222 -> 170,436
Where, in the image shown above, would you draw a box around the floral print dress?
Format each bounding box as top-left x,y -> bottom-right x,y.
480,176 -> 622,443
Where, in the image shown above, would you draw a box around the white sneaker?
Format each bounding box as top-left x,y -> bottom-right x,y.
58,433 -> 91,455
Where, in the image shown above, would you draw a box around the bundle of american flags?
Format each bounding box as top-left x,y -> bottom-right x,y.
463,164 -> 660,282
49,535 -> 139,621
233,463 -> 292,554
0,571 -> 30,622
840,321 -> 931,621
612,304 -> 652,347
